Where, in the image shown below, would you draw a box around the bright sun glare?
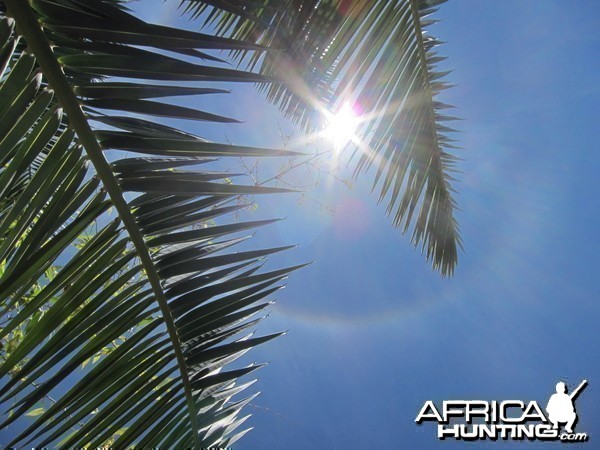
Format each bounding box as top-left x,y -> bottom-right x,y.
324,102 -> 360,148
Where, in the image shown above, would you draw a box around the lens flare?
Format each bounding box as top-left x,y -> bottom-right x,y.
324,102 -> 360,148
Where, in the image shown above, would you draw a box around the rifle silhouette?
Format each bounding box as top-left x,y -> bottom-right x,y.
570,379 -> 587,400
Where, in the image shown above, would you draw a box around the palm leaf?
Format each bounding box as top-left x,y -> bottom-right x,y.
0,0 -> 303,447
183,0 -> 462,275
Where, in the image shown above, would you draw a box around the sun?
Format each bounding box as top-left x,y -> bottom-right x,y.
323,102 -> 360,148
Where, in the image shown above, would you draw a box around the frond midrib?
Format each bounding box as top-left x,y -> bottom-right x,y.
408,0 -> 459,275
3,1 -> 201,445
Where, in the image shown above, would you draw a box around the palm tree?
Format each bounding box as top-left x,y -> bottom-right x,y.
185,0 -> 462,276
0,0 -> 460,447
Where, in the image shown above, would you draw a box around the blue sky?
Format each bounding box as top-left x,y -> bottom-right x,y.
90,1 -> 600,448
206,1 -> 599,448
2,1 -> 599,448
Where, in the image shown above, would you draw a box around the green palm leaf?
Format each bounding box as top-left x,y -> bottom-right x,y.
0,0 -> 302,447
183,0 -> 462,276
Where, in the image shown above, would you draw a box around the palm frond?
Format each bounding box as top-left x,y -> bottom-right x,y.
0,0 -> 302,446
183,0 -> 462,275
